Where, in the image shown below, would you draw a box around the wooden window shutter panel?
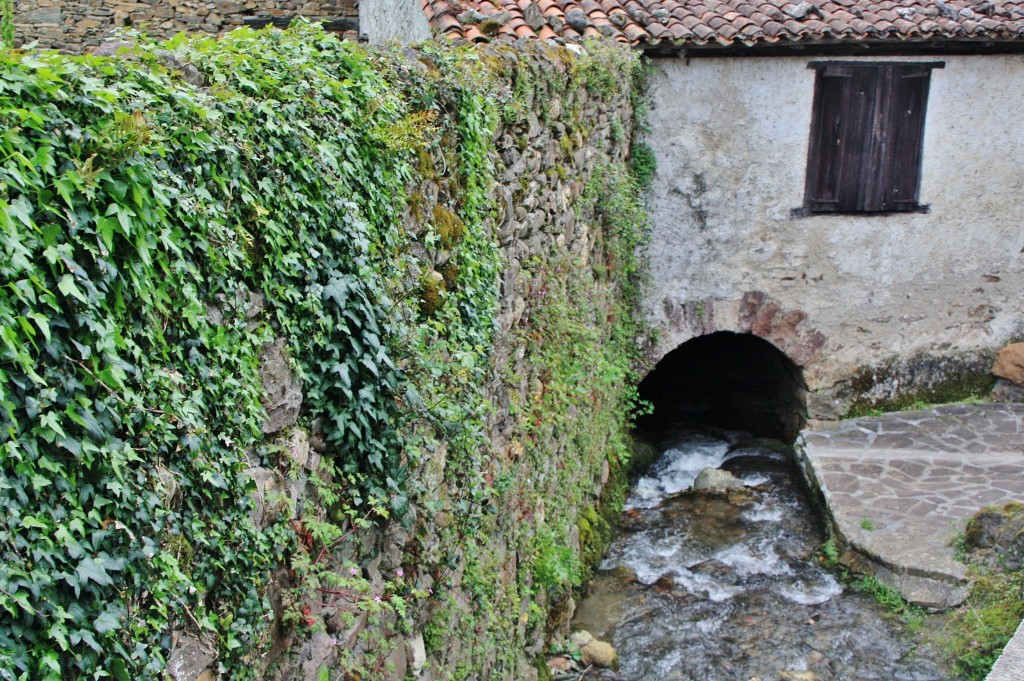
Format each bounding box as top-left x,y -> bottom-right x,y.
805,64 -> 878,212
878,65 -> 932,211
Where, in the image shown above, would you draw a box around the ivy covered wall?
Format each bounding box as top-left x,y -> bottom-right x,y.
0,24 -> 648,680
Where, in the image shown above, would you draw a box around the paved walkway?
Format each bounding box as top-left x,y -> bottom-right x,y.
798,403 -> 1024,679
799,403 -> 1024,608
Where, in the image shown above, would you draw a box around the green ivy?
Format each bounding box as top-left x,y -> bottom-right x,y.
0,0 -> 13,50
0,25 -> 647,679
0,24 -> 507,677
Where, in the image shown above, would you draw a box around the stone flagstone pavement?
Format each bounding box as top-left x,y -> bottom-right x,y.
800,403 -> 1024,607
798,403 -> 1024,677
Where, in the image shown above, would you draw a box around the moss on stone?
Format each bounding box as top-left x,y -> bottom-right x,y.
418,271 -> 447,318
843,352 -> 996,418
433,204 -> 465,249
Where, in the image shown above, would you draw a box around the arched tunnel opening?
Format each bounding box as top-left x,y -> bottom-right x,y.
635,331 -> 808,445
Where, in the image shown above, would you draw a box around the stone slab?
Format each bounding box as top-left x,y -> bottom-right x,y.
800,404 -> 1024,609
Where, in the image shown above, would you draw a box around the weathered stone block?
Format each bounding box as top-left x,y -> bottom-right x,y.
260,339 -> 303,434
992,342 -> 1024,387
166,633 -> 216,681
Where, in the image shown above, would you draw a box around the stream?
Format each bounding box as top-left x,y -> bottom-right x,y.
572,431 -> 950,681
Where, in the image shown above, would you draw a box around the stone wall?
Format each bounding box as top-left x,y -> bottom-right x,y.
14,0 -> 358,53
248,44 -> 640,681
166,42 -> 640,681
643,54 -> 1024,418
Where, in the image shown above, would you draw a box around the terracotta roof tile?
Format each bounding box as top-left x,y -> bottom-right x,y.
421,0 -> 1024,47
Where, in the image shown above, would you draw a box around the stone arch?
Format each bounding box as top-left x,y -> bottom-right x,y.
652,290 -> 828,372
636,330 -> 808,443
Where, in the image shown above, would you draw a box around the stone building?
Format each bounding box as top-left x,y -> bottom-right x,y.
366,0 -> 1024,421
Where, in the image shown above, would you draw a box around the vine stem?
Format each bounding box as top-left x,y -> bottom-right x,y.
63,355 -> 181,422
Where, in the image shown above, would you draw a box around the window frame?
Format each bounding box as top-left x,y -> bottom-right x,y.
800,60 -> 944,216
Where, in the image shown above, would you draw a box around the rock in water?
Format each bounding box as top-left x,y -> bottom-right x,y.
582,639 -> 619,669
692,467 -> 745,491
569,630 -> 595,649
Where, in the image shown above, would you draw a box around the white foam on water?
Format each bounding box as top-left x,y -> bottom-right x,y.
714,541 -> 791,578
627,435 -> 730,509
742,501 -> 783,523
666,566 -> 742,602
778,570 -> 844,605
740,473 -> 771,487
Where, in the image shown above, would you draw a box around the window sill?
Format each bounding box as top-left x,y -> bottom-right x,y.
790,204 -> 931,218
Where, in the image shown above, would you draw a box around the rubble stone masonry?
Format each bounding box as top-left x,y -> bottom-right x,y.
15,1 -> 358,53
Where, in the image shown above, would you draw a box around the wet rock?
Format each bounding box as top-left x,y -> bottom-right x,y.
581,670 -> 626,681
692,467 -> 745,491
547,655 -> 573,673
690,559 -> 739,584
569,629 -> 594,648
779,672 -> 817,681
581,639 -> 618,669
631,438 -> 659,471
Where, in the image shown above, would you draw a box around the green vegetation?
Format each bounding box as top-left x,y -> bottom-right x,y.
851,574 -> 924,628
937,504 -> 1024,680
0,25 -> 646,679
0,0 -> 13,49
820,537 -> 839,565
824,519 -> 1023,680
941,571 -> 1024,680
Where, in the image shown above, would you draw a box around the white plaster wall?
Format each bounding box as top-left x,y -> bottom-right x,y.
644,54 -> 1024,400
359,0 -> 432,43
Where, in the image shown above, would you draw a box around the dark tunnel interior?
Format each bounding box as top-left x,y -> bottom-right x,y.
635,331 -> 808,444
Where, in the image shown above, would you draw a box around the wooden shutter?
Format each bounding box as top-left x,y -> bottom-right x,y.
804,62 -> 940,214
876,65 -> 932,211
806,63 -> 877,212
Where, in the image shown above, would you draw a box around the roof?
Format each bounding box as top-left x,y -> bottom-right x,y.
418,0 -> 1024,50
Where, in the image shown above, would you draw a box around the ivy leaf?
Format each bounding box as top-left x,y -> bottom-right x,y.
21,516 -> 49,530
57,275 -> 88,304
7,195 -> 35,228
93,606 -> 122,634
76,555 -> 116,587
109,659 -> 131,681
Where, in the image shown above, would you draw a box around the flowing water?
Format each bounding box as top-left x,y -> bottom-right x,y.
573,431 -> 950,681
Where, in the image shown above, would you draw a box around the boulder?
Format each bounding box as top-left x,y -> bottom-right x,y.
166,633 -> 215,681
963,501 -> 1024,572
581,639 -> 619,669
569,631 -> 618,670
569,630 -> 594,648
993,343 -> 1024,387
692,467 -> 745,492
